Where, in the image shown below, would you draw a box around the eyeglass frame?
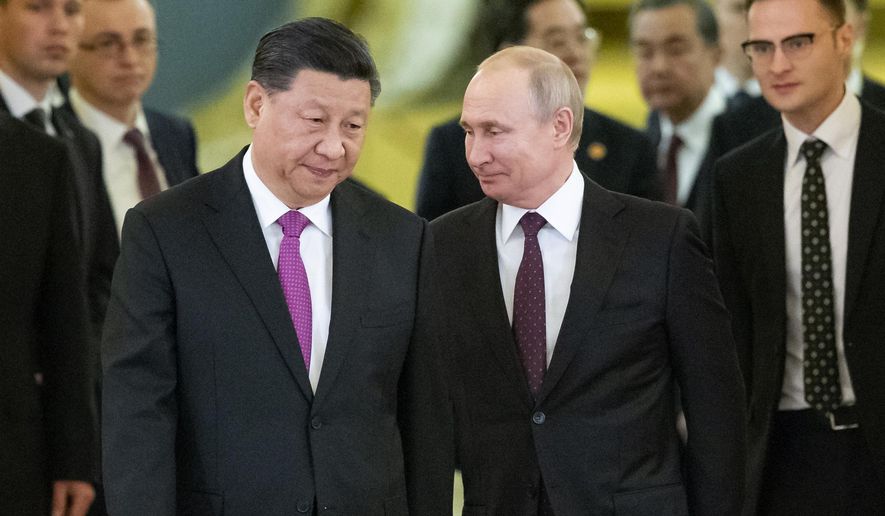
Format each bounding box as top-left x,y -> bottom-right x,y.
740,26 -> 840,64
78,31 -> 158,59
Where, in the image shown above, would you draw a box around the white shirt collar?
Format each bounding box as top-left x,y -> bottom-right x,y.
659,86 -> 727,150
242,146 -> 333,237
783,88 -> 861,167
0,68 -> 65,118
69,87 -> 151,147
500,162 -> 583,244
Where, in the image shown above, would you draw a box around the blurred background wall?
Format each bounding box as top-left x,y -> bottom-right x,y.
146,0 -> 885,210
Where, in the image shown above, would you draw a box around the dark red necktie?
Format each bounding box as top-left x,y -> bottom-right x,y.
513,212 -> 547,397
123,128 -> 161,199
663,134 -> 683,204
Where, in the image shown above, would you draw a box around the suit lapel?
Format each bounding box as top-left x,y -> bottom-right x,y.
844,105 -> 885,318
312,184 -> 371,406
538,178 -> 627,404
202,149 -> 314,402
459,199 -> 535,408
755,132 -> 789,343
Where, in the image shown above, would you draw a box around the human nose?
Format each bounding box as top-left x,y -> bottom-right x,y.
768,44 -> 793,74
465,134 -> 491,169
314,126 -> 346,160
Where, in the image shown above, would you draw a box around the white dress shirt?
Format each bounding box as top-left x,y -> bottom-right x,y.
779,90 -> 860,410
0,68 -> 65,135
497,164 -> 583,366
69,88 -> 169,237
243,146 -> 333,392
658,87 -> 727,205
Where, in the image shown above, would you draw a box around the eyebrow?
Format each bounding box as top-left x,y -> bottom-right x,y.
744,32 -> 815,45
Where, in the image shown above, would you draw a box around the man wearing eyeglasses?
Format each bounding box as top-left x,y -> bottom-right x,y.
713,0 -> 885,512
415,0 -> 660,222
68,0 -> 199,240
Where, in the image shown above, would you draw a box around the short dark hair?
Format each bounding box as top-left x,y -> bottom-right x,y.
629,0 -> 720,47
251,17 -> 381,104
745,0 -> 845,25
484,0 -> 587,51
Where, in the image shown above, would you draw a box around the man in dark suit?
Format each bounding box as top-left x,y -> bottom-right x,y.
434,45 -> 744,515
0,0 -> 118,345
69,0 -> 199,238
101,18 -> 450,515
713,0 -> 885,512
0,114 -> 97,516
416,0 -> 659,221
631,0 -> 724,243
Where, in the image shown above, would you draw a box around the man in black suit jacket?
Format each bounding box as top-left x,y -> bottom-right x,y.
435,45 -> 744,515
0,114 -> 97,516
0,0 -> 118,346
101,18 -> 450,515
68,0 -> 199,238
416,0 -> 659,221
631,0 -> 725,243
714,0 -> 885,512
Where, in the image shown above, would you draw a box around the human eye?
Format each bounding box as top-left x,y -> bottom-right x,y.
95,36 -> 119,52
750,41 -> 774,56
65,0 -> 82,15
784,34 -> 812,52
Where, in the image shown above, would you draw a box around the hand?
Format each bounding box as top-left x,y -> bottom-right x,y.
51,480 -> 95,516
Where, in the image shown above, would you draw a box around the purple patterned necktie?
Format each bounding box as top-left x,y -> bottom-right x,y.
513,211 -> 547,397
123,128 -> 161,199
277,210 -> 312,369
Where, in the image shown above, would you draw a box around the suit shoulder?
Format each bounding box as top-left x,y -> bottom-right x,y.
336,179 -> 425,228
716,126 -> 781,173
145,108 -> 195,135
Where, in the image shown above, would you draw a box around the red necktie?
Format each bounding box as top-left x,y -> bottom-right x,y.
512,212 -> 547,398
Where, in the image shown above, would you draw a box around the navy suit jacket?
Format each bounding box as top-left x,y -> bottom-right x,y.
433,176 -> 745,515
145,108 -> 200,186
416,107 -> 660,221
101,149 -> 451,515
713,102 -> 885,513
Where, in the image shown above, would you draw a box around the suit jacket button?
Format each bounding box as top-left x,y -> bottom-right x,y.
532,411 -> 546,425
311,417 -> 322,429
297,501 -> 312,513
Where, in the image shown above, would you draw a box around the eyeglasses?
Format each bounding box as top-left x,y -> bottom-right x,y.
79,32 -> 157,59
535,27 -> 600,55
741,27 -> 838,64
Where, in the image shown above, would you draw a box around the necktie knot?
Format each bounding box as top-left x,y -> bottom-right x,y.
123,127 -> 145,146
278,210 -> 311,238
519,212 -> 547,238
24,108 -> 47,132
801,139 -> 827,164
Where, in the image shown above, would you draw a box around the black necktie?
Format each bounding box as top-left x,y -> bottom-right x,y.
800,139 -> 841,414
23,108 -> 47,132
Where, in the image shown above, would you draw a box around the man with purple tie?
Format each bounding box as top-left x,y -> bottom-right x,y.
101,18 -> 451,515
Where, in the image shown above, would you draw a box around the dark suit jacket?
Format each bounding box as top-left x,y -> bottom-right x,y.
432,176 -> 745,515
0,94 -> 118,347
0,115 -> 97,515
416,108 -> 660,221
145,108 -> 200,187
101,149 -> 451,515
712,102 -> 885,514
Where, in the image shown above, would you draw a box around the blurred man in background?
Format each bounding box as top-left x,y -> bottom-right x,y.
630,0 -> 723,242
416,0 -> 659,221
69,0 -> 199,238
0,113 -> 97,516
